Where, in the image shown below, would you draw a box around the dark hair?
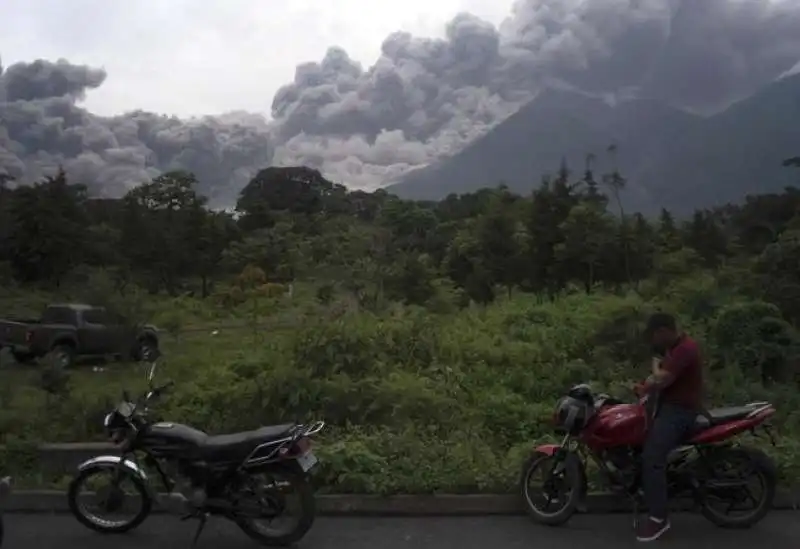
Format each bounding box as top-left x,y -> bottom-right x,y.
645,312 -> 677,337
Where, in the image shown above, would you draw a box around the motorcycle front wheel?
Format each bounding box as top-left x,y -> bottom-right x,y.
700,446 -> 776,529
519,451 -> 583,526
234,466 -> 317,546
67,464 -> 153,534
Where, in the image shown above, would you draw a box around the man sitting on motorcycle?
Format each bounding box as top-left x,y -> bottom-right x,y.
636,312 -> 704,542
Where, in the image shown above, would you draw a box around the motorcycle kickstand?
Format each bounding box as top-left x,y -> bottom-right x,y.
183,512 -> 209,548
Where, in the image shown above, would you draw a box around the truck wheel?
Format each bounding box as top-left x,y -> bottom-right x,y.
135,338 -> 159,362
49,345 -> 76,369
11,351 -> 35,364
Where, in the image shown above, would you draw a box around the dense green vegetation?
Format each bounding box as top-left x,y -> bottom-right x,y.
1,158 -> 800,494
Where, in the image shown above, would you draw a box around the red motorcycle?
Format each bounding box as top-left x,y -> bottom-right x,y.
520,383 -> 778,528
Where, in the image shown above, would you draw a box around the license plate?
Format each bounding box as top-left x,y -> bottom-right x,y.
296,452 -> 318,472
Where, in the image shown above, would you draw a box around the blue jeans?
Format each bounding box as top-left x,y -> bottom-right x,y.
641,403 -> 697,519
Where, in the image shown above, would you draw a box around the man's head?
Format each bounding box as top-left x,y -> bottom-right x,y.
645,312 -> 679,353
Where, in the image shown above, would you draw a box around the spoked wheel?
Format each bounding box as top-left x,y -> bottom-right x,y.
234,467 -> 316,546
519,451 -> 583,526
701,446 -> 776,529
67,465 -> 152,534
135,338 -> 159,363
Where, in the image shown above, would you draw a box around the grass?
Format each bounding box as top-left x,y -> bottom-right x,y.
1,280 -> 800,495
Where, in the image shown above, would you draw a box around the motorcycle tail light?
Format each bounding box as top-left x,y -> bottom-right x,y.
281,437 -> 312,457
295,437 -> 312,453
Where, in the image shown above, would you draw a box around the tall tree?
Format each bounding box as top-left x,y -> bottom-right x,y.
7,169 -> 88,285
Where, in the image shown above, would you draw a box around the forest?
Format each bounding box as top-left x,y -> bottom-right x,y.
0,157 -> 799,494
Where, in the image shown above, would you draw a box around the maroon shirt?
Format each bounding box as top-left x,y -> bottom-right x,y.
660,335 -> 704,411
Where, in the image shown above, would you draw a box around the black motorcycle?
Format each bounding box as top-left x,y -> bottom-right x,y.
0,476 -> 11,547
67,358 -> 325,547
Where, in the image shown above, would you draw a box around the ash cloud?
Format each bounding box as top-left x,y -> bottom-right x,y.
3,0 -> 800,199
0,56 -> 273,205
271,0 -> 800,187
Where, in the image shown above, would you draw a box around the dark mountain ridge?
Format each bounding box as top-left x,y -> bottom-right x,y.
388,73 -> 800,215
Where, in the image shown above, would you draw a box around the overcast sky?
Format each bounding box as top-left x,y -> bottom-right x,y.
1,0 -> 513,117
3,0 -> 798,199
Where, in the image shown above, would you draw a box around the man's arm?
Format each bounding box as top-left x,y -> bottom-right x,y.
643,345 -> 694,391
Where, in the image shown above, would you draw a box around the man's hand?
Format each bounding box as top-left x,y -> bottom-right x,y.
651,356 -> 662,376
643,369 -> 675,391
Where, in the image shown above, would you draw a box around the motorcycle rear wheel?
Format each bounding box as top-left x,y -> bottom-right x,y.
700,446 -> 776,529
235,467 -> 317,546
519,451 -> 583,526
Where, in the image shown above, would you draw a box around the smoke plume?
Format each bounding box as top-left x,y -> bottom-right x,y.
0,58 -> 273,204
2,0 -> 799,202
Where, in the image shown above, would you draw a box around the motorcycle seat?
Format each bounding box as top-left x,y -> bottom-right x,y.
199,423 -> 296,462
694,404 -> 765,429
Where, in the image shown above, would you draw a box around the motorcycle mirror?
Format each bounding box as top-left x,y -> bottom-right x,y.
122,389 -> 131,402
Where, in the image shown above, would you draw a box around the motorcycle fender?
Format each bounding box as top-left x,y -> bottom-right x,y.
533,443 -> 560,456
78,455 -> 149,480
78,455 -> 158,500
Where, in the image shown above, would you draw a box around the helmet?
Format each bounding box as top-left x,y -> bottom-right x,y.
554,384 -> 595,435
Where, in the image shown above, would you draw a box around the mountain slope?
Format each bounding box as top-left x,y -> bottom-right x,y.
388,74 -> 800,215
641,72 -> 800,212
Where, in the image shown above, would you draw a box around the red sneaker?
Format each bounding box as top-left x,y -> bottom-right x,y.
636,517 -> 671,542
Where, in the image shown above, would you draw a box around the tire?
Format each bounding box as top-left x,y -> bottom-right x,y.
700,446 -> 776,529
235,468 -> 317,546
519,451 -> 583,526
48,344 -> 75,369
134,337 -> 159,362
67,464 -> 152,534
10,351 -> 35,364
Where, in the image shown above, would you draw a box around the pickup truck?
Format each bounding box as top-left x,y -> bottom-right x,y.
0,303 -> 159,368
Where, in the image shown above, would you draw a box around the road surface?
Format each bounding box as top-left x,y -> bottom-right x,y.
3,512 -> 798,548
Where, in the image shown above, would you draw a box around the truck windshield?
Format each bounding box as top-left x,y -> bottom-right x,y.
41,307 -> 78,325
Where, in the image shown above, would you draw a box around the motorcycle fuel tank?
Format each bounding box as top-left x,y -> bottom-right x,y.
582,403 -> 646,448
139,422 -> 208,457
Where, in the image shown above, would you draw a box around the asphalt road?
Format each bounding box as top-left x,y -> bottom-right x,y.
2,512 -> 798,548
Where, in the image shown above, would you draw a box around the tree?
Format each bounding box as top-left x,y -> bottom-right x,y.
683,210 -> 729,268
6,169 -> 88,285
657,208 -> 681,253
120,170 -> 228,294
475,199 -> 527,297
524,171 -> 579,296
756,219 -> 800,323
236,167 -> 346,230
555,202 -> 616,293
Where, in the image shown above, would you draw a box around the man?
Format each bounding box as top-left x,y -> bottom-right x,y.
636,312 -> 704,542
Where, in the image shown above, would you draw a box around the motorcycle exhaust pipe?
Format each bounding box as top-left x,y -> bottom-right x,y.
0,477 -> 11,501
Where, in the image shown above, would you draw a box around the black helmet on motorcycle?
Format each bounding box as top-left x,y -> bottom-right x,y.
553,384 -> 595,435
